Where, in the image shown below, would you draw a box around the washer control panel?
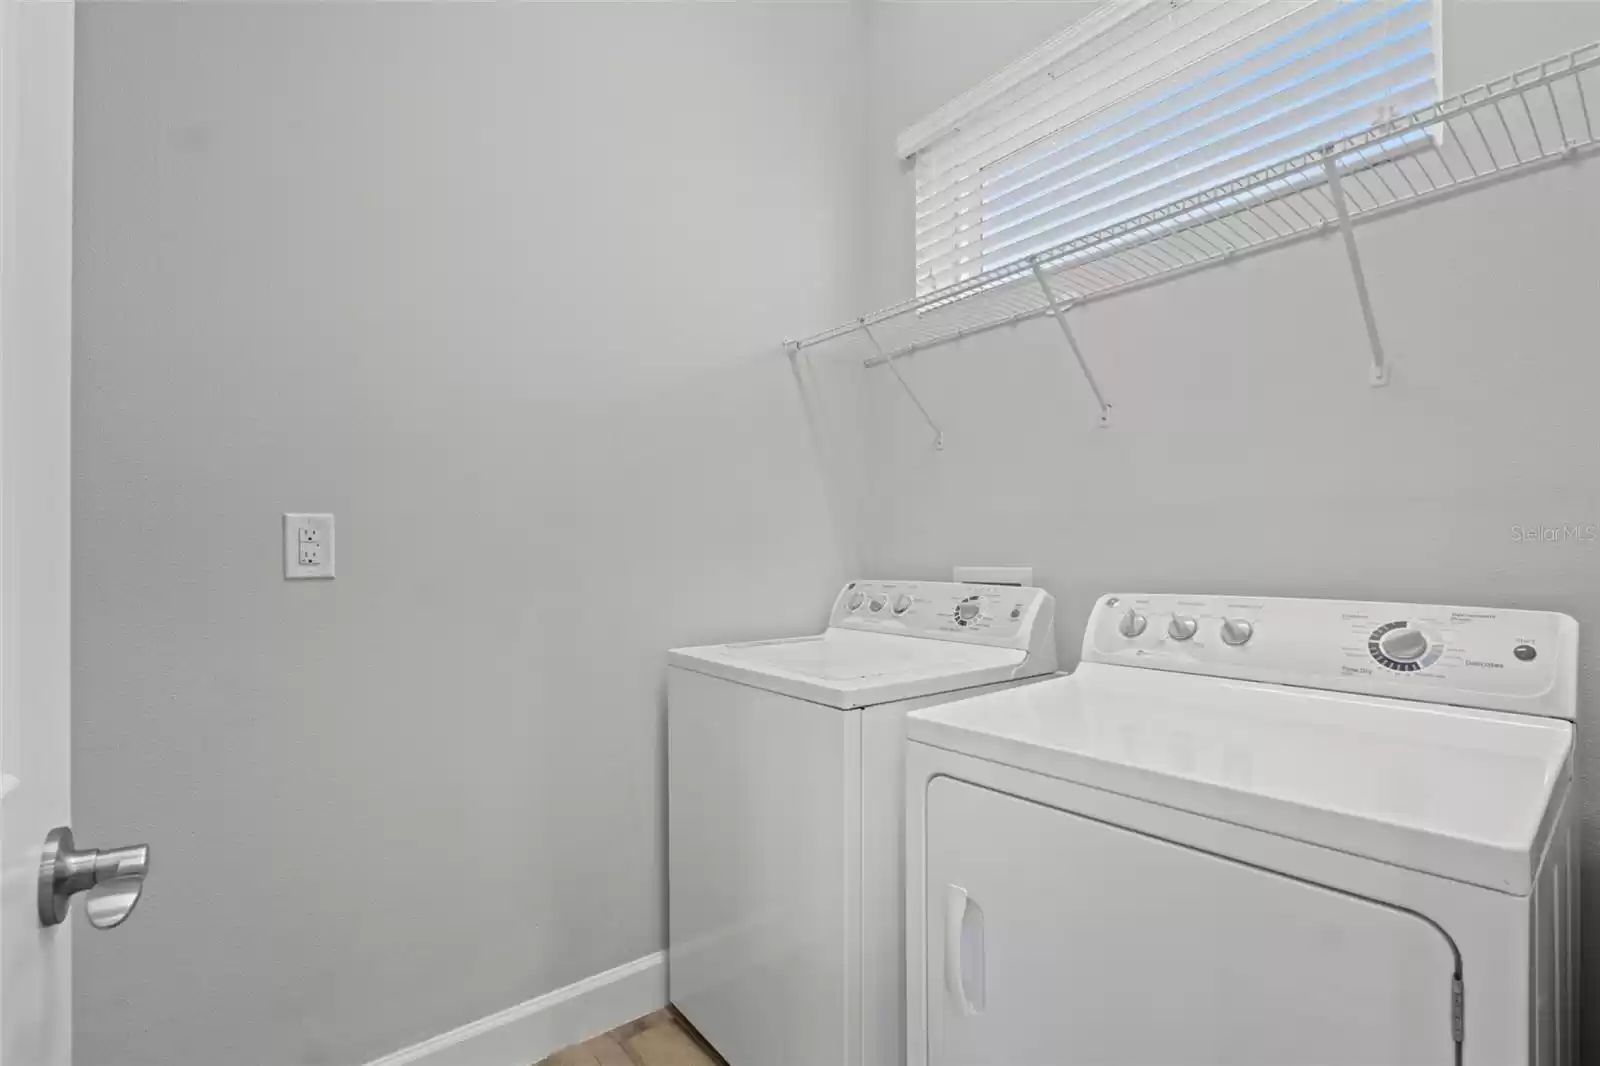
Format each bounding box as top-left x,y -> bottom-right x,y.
1084,593 -> 1578,719
829,580 -> 1055,651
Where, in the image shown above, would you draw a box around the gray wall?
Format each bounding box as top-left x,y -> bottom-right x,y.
70,4 -> 864,1065
824,0 -> 1600,1054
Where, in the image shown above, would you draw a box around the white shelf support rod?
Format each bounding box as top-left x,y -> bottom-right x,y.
1321,150 -> 1390,387
859,320 -> 944,451
1031,262 -> 1113,427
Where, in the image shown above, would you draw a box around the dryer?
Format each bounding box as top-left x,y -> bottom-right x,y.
906,593 -> 1577,1066
669,580 -> 1057,1066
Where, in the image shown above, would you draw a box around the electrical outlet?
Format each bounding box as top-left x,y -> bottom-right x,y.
285,514 -> 335,579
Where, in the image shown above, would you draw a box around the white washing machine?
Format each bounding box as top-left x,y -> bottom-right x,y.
668,580 -> 1058,1066
906,593 -> 1578,1066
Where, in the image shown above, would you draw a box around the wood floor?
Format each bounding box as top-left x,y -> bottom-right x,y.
535,1009 -> 727,1066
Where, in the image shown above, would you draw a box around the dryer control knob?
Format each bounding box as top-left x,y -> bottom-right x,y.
1168,615 -> 1198,641
847,592 -> 865,611
892,594 -> 914,615
1220,618 -> 1254,646
869,595 -> 887,613
1379,626 -> 1430,662
956,599 -> 981,622
1118,608 -> 1148,638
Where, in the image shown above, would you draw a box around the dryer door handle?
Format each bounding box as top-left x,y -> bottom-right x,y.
944,884 -> 985,1016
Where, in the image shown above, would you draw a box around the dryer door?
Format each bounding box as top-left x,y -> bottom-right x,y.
923,778 -> 1459,1066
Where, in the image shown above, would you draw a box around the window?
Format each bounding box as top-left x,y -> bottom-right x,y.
905,0 -> 1440,297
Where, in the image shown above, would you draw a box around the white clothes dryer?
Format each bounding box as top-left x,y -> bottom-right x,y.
906,593 -> 1577,1066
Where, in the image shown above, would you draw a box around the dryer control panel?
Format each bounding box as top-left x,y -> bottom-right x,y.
1084,593 -> 1578,720
830,580 -> 1056,652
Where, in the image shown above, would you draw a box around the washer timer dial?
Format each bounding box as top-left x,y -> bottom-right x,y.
1368,621 -> 1441,672
954,595 -> 982,627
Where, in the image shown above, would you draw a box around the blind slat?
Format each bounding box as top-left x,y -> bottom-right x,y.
979,41 -> 1434,237
914,0 -> 1424,229
916,35 -> 1431,266
980,6 -> 1431,216
914,0 -> 1283,221
910,0 -> 1439,296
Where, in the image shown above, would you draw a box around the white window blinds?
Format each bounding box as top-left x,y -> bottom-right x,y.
907,0 -> 1440,297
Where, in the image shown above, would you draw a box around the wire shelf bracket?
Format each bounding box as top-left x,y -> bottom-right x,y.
1030,262 -> 1113,427
1322,148 -> 1390,387
788,42 -> 1600,428
859,320 -> 945,451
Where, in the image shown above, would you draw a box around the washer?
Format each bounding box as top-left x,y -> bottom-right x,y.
669,580 -> 1058,1066
906,593 -> 1578,1066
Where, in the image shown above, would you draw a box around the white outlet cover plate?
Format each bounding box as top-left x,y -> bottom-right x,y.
953,565 -> 1033,587
284,513 -> 335,579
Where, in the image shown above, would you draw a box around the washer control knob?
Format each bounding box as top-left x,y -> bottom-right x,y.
1219,618 -> 1254,646
1168,615 -> 1198,641
1118,608 -> 1148,638
847,592 -> 865,611
892,594 -> 914,615
956,599 -> 981,622
869,595 -> 887,613
1379,626 -> 1430,662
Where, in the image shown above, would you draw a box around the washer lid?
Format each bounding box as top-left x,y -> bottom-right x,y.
668,628 -> 1042,709
907,663 -> 1573,894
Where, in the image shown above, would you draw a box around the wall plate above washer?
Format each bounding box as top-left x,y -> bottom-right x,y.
954,566 -> 1033,587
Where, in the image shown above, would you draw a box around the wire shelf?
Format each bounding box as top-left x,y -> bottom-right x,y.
791,42 -> 1600,370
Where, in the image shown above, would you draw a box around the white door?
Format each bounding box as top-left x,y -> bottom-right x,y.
924,778 -> 1460,1066
1,4 -> 92,1064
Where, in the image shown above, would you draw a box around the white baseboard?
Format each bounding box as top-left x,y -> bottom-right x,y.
362,952 -> 667,1066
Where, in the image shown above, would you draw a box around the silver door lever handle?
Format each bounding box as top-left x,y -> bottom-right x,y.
38,826 -> 150,930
